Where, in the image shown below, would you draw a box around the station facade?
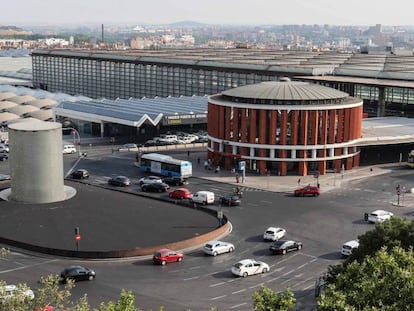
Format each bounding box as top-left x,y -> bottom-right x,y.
207,81 -> 363,176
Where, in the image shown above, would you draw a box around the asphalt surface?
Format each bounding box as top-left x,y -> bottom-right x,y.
0,144 -> 413,257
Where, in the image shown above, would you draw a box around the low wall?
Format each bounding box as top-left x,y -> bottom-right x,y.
0,207 -> 229,259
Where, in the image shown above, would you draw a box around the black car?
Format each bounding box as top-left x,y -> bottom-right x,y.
70,169 -> 89,179
141,182 -> 170,192
219,194 -> 241,206
269,240 -> 302,255
162,176 -> 187,186
108,175 -> 131,186
60,266 -> 96,283
0,153 -> 8,161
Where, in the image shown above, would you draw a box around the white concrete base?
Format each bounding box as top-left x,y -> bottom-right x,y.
0,185 -> 77,203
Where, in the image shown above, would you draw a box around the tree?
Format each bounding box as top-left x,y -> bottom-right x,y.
349,217 -> 414,263
252,285 -> 296,311
317,246 -> 414,311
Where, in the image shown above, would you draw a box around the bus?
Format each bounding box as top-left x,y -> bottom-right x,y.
138,153 -> 192,178
408,150 -> 414,168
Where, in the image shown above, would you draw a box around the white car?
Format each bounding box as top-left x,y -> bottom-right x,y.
203,240 -> 235,256
341,240 -> 359,257
263,227 -> 286,241
119,143 -> 139,152
367,210 -> 394,223
62,144 -> 76,154
0,284 -> 34,302
231,259 -> 270,277
138,175 -> 162,185
0,144 -> 9,153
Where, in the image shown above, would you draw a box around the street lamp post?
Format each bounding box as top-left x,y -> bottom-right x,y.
63,127 -> 81,157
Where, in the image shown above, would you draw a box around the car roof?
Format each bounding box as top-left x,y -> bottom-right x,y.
175,188 -> 190,191
237,259 -> 256,265
343,240 -> 359,247
266,226 -> 284,231
371,209 -> 392,215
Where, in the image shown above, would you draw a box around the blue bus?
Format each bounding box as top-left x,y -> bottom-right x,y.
139,153 -> 192,178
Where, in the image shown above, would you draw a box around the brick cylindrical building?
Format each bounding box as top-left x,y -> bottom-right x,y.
207,81 -> 363,176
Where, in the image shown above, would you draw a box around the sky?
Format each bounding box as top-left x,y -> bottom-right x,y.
3,0 -> 414,26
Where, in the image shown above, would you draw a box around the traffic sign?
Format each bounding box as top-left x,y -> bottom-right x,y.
75,234 -> 81,241
238,161 -> 246,171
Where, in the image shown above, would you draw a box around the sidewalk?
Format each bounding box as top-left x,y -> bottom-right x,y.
187,150 -> 404,195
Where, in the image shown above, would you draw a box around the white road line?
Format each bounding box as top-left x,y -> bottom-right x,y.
231,302 -> 248,309
281,269 -> 295,277
267,275 -> 282,283
303,283 -> 314,290
189,266 -> 201,270
209,281 -> 225,287
249,282 -> 264,289
296,262 -> 310,270
268,266 -> 285,275
291,277 -> 315,289
232,289 -> 246,295
260,200 -> 272,204
210,295 -> 227,301
0,259 -> 59,274
183,276 -> 200,281
247,203 -> 258,207
281,273 -> 304,285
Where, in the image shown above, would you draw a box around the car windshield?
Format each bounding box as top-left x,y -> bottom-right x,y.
233,262 -> 243,268
273,241 -> 285,247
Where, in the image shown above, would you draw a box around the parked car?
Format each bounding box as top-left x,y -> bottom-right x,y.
0,174 -> 10,181
141,182 -> 170,192
143,139 -> 158,147
108,175 -> 131,186
0,284 -> 34,302
153,248 -> 184,265
269,240 -> 302,255
341,240 -> 359,257
70,169 -> 89,179
219,194 -> 241,206
119,143 -> 139,152
294,185 -> 320,197
0,153 -> 8,161
138,175 -> 162,185
190,190 -> 215,205
162,176 -> 187,186
203,240 -> 235,256
263,227 -> 286,241
231,259 -> 270,277
60,266 -> 96,283
168,188 -> 192,199
0,144 -> 9,153
366,210 -> 394,223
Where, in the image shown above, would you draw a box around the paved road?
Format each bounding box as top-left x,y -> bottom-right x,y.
1,148 -> 414,310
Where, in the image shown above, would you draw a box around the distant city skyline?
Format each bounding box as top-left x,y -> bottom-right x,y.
3,0 -> 414,27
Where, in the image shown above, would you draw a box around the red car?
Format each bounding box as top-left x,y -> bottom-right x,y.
168,188 -> 192,199
294,186 -> 320,197
153,248 -> 184,265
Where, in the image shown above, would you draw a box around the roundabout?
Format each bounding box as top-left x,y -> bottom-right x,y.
0,180 -> 230,258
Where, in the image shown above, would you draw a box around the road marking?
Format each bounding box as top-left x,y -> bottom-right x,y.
232,289 -> 246,294
0,259 -> 59,274
183,276 -> 200,281
281,273 -> 304,285
260,200 -> 272,204
303,283 -> 314,290
296,262 -> 310,270
189,266 -> 201,270
267,275 -> 282,283
209,281 -> 225,287
231,302 -> 247,309
249,282 -> 264,289
246,203 -> 258,207
210,295 -> 227,301
268,266 -> 285,275
281,269 -> 295,277
291,276 -> 315,289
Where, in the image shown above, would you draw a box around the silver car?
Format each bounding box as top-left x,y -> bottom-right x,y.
203,240 -> 235,256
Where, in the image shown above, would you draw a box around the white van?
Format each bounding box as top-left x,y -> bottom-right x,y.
63,144 -> 77,154
190,191 -> 215,205
341,240 -> 359,257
